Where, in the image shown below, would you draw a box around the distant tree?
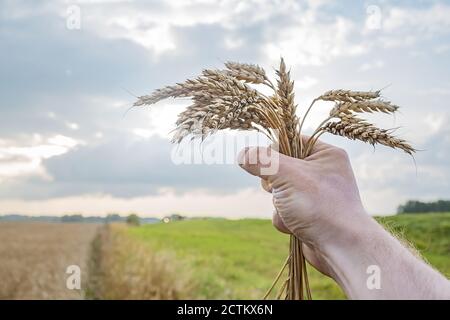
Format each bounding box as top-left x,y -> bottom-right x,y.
126,213 -> 140,226
170,213 -> 185,221
105,213 -> 122,224
398,200 -> 450,214
61,214 -> 84,222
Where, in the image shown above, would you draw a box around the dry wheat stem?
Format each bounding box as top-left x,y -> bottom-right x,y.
263,254 -> 291,300
134,58 -> 415,300
298,99 -> 318,157
276,279 -> 289,299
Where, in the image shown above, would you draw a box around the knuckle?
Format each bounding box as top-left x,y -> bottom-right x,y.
333,147 -> 349,160
277,156 -> 297,176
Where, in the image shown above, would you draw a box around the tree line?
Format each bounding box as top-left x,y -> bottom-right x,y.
398,200 -> 450,214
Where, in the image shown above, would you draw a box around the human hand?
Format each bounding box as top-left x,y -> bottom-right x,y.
238,139 -> 450,299
237,138 -> 372,277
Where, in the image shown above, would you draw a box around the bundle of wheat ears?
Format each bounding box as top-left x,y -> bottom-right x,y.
133,58 -> 415,300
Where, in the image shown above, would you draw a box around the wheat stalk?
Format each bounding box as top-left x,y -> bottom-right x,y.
134,58 -> 415,300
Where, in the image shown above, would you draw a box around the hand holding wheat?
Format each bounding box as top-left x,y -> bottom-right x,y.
134,58 -> 415,300
238,139 -> 368,279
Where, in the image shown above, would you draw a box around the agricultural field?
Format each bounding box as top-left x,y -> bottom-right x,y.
0,223 -> 98,299
98,213 -> 450,300
0,214 -> 448,300
124,219 -> 344,299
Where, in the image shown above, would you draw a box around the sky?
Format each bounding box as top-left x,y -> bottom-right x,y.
1,0 -> 449,218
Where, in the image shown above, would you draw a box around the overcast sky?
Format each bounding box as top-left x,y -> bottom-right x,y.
1,0 -> 449,218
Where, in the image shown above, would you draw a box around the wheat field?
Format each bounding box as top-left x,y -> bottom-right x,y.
0,214 -> 448,300
0,222 -> 98,299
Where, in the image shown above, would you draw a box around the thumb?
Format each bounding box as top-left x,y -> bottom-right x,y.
237,146 -> 282,180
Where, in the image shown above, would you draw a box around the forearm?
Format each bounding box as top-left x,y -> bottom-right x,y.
319,215 -> 450,299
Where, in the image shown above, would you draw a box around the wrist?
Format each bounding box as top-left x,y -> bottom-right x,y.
312,206 -> 376,251
315,212 -> 384,297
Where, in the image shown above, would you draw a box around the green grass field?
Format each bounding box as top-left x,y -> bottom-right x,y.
124,213 -> 450,299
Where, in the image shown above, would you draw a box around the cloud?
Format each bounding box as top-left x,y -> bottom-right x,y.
295,76 -> 318,90
0,13 -> 156,137
264,15 -> 367,66
417,87 -> 450,97
0,134 -> 83,181
365,3 -> 450,49
0,188 -> 273,218
50,0 -> 305,58
383,3 -> 450,35
0,133 -> 262,200
1,0 -> 450,216
358,60 -> 384,72
351,114 -> 450,214
65,122 -> 80,130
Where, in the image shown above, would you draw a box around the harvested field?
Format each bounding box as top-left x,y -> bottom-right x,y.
0,222 -> 98,299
